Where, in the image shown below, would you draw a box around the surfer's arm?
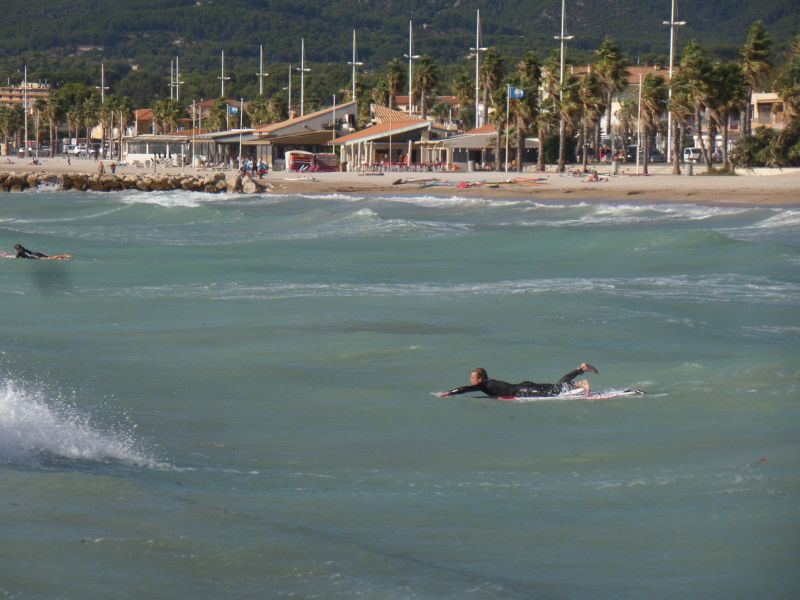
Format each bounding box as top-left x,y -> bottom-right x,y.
436,384 -> 480,397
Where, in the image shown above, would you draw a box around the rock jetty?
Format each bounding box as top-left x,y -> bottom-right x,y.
0,171 -> 273,194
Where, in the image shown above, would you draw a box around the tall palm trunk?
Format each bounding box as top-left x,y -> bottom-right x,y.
722,118 -> 730,170
515,114 -> 524,172
694,104 -> 710,168
557,117 -> 566,173
537,126 -> 546,171
671,118 -> 681,175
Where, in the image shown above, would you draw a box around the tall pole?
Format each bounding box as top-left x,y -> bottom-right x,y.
238,97 -> 243,169
554,0 -> 575,172
288,64 -> 292,116
473,10 -> 483,127
348,30 -> 363,105
175,56 -> 181,102
404,21 -> 420,114
23,65 -> 28,156
296,39 -> 311,117
170,59 -> 174,100
636,72 -> 643,174
219,50 -> 230,98
663,0 -> 686,162
256,44 -> 269,96
505,84 -> 510,173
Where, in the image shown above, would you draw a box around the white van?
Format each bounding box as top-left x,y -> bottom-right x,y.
683,147 -> 702,163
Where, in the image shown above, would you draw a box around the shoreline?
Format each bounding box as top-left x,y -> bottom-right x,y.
1,158 -> 799,206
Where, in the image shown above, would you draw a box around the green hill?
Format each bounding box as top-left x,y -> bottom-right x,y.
1,0 -> 797,104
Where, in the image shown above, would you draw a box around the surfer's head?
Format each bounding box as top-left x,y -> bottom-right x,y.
471,368 -> 487,385
13,244 -> 22,251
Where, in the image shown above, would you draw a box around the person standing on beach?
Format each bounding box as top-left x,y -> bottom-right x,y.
98,161 -> 105,175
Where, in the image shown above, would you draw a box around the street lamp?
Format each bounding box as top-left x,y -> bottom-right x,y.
296,38 -> 311,117
663,0 -> 686,162
347,30 -> 363,105
404,20 -> 421,115
469,9 -> 487,127
554,0 -> 574,171
256,44 -> 269,96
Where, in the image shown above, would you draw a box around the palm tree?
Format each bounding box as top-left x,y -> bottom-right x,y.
208,97 -> 228,132
450,70 -> 474,128
43,95 -> 65,157
680,40 -> 713,170
639,74 -> 668,175
33,98 -> 47,157
595,37 -> 629,156
579,69 -> 605,170
386,59 -> 406,110
489,87 -> 506,170
774,35 -> 800,122
480,48 -> 503,128
116,96 -> 134,160
81,96 -> 100,155
413,56 -> 439,119
509,51 -> 541,172
537,51 -> 561,171
66,105 -> 80,147
557,73 -> 581,172
98,99 -> 116,159
0,106 -> 21,155
707,62 -> 747,169
247,97 -> 271,127
668,69 -> 694,173
370,78 -> 390,108
740,21 -> 773,135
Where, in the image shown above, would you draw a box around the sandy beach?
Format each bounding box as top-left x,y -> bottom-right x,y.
2,156 -> 798,205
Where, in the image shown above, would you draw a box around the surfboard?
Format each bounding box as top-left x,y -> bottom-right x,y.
497,388 -> 645,403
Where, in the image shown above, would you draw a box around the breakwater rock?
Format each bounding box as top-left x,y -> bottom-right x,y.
0,171 -> 274,194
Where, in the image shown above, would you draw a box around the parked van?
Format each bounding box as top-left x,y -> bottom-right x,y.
683,147 -> 702,163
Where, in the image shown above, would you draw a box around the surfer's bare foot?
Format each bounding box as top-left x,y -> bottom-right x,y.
580,363 -> 598,374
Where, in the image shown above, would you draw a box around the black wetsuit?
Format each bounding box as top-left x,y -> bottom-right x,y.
446,367 -> 585,397
15,246 -> 47,259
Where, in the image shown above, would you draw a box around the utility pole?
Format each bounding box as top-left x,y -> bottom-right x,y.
663,0 -> 686,162
98,62 -> 109,104
23,66 -> 28,157
175,56 -> 182,101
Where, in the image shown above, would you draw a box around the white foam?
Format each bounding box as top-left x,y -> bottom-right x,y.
0,379 -> 158,468
115,190 -> 237,208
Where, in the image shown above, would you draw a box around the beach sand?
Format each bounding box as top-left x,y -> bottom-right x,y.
2,157 -> 798,205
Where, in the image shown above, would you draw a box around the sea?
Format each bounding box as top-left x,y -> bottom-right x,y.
1,188 -> 798,599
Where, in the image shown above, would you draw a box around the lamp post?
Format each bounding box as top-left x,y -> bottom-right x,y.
285,64 -> 293,117
23,66 -> 28,158
404,20 -> 420,115
663,0 -> 686,162
218,50 -> 230,98
469,9 -> 487,127
256,44 -> 269,96
296,38 -> 311,117
553,0 -> 574,172
347,30 -> 363,105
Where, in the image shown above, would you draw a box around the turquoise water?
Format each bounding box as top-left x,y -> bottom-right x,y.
1,189 -> 798,599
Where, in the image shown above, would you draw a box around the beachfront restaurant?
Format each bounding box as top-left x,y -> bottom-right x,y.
438,125 -> 540,171
122,134 -> 198,166
243,102 -> 358,170
333,119 -> 453,171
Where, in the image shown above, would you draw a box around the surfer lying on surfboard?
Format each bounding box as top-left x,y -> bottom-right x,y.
3,244 -> 72,260
436,363 -> 599,399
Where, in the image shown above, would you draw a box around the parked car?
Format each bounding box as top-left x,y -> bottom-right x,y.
626,145 -> 666,162
683,147 -> 703,163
